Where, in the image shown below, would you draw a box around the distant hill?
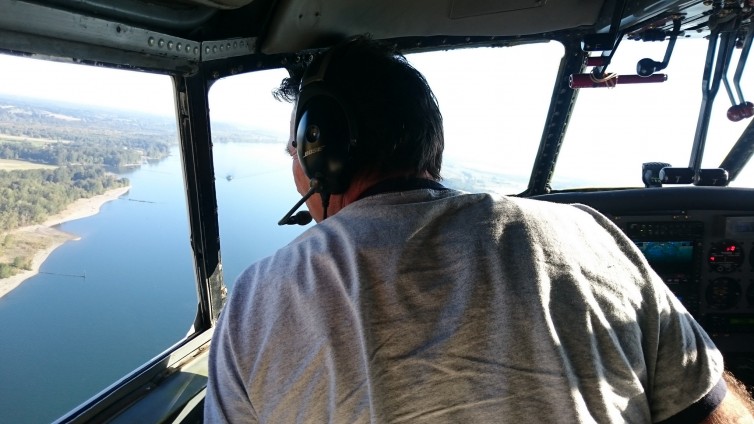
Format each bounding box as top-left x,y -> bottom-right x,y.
442,161 -> 530,195
211,121 -> 284,144
0,94 -> 285,148
0,95 -> 177,155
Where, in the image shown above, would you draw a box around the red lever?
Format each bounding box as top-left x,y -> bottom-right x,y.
727,102 -> 754,122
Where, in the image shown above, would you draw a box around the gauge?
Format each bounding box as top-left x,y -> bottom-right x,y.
706,278 -> 741,310
707,240 -> 744,273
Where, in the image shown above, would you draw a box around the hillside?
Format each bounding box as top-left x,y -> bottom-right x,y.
0,95 -> 176,167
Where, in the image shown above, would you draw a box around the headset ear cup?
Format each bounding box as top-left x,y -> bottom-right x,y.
296,95 -> 353,194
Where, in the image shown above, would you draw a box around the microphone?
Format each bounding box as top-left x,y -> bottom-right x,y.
278,186 -> 316,226
280,210 -> 313,226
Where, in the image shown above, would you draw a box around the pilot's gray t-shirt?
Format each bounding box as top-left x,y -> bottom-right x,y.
205,189 -> 724,423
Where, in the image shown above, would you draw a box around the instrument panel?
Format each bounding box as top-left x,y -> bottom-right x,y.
617,215 -> 754,338
532,187 -> 754,386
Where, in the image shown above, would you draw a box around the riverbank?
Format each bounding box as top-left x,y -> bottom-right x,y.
0,186 -> 130,299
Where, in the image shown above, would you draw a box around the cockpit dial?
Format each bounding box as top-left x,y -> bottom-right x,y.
706,277 -> 742,310
708,240 -> 745,273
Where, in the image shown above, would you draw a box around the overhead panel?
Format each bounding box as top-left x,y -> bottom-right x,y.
261,0 -> 603,53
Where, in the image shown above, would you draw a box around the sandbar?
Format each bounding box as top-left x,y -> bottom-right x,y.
0,186 -> 130,299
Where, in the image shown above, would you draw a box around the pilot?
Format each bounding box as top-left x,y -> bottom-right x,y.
204,36 -> 754,423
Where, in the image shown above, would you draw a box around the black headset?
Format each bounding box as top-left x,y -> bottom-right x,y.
294,50 -> 358,195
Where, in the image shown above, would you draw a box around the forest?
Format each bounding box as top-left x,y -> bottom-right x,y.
0,95 -> 175,166
0,96 -> 178,229
0,166 -> 128,231
0,96 -> 178,278
0,97 -> 176,213
0,140 -> 164,168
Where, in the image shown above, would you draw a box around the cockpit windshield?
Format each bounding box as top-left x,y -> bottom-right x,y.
407,42 -> 564,195
557,38 -> 753,190
408,37 -> 753,193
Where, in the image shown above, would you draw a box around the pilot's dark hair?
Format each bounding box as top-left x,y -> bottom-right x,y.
274,35 -> 444,181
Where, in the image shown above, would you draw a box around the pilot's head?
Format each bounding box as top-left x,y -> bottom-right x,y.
276,35 -> 444,221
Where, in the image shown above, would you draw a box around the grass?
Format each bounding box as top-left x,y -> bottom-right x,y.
0,134 -> 58,145
0,158 -> 57,171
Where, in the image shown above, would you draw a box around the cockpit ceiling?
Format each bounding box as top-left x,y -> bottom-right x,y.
6,0 -> 718,63
259,0 -> 605,53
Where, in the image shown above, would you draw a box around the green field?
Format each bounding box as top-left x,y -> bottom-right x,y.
0,133 -> 58,146
0,158 -> 57,171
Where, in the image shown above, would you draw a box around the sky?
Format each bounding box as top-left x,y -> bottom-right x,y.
0,38 -> 751,189
0,55 -> 176,115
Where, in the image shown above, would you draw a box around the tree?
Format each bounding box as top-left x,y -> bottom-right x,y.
0,263 -> 14,279
2,234 -> 14,248
12,256 -> 31,271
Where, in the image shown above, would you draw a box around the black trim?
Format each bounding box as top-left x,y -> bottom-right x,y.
520,36 -> 586,196
657,377 -> 727,424
174,71 -> 226,328
530,186 -> 754,214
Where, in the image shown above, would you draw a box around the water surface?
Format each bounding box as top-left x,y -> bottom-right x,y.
0,142 -> 306,423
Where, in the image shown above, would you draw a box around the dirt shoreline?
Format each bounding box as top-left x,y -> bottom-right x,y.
0,186 -> 131,299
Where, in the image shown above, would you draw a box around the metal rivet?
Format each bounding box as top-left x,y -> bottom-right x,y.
148,37 -> 155,46
205,46 -> 210,54
176,42 -> 182,51
158,39 -> 165,48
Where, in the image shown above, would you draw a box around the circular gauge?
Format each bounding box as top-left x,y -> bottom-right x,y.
706,278 -> 741,310
707,240 -> 744,273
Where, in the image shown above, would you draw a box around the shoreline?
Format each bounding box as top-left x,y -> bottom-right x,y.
0,186 -> 131,299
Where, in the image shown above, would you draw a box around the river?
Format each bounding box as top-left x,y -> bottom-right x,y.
0,142 -> 308,423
